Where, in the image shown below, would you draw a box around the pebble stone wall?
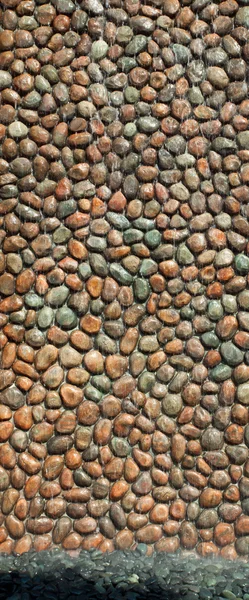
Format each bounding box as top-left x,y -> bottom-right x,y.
1,0 -> 249,560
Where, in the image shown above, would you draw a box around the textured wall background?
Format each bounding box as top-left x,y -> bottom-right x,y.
0,0 -> 249,558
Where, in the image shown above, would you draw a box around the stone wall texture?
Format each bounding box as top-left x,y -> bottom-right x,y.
0,0 -> 249,559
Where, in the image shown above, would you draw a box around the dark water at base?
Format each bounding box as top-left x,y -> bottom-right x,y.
0,549 -> 249,600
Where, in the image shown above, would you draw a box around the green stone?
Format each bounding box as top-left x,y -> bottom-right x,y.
133,218 -> 154,231
121,153 -> 139,173
90,299 -> 105,315
139,259 -> 157,277
162,394 -> 182,416
144,230 -> 161,249
176,153 -> 196,168
173,44 -> 191,64
116,26 -> 133,43
124,86 -> 140,103
123,123 -> 137,138
238,290 -> 249,309
137,117 -> 159,133
133,278 -> 150,301
55,307 -> 77,329
53,226 -> 71,244
107,212 -> 130,230
188,86 -> 204,105
210,363 -> 232,382
180,306 -> 195,320
91,40 -> 108,60
22,91 -> 41,109
57,199 -> 77,219
96,333 -> 117,354
220,342 -> 244,366
91,375 -> 111,393
212,137 -> 237,154
124,229 -> 143,244
87,236 -> 106,252
110,264 -> 133,285
46,285 -> 69,307
55,0 -> 75,13
19,16 -> 38,30
235,254 -> 249,274
201,332 -> 220,348
117,57 -> 137,73
177,244 -> 194,265
15,205 -> 40,221
79,264 -> 92,280
41,65 -> 59,84
77,101 -> 96,118
111,437 -> 130,457
125,35 -> 147,55
222,592 -> 237,600
139,335 -> 159,353
38,307 -> 54,329
24,293 -> 44,309
74,180 -> 95,198
236,7 -> 249,27
166,136 -> 186,155
207,300 -> 224,321
89,253 -> 108,277
84,384 -> 102,402
237,382 -> 249,405
222,294 -> 237,314
35,75 -> 52,93
138,372 -> 155,393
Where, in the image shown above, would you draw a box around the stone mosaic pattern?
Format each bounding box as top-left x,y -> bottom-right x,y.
1,0 -> 249,559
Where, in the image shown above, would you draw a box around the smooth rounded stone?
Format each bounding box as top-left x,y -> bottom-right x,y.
47,436 -> 73,455
220,342 -> 244,367
99,517 -> 115,539
235,254 -> 249,274
91,40 -> 108,60
162,394 -> 182,417
237,383 -> 249,405
133,278 -> 150,301
8,122 -> 28,139
0,467 -> 10,491
10,431 -> 28,452
177,245 -> 194,265
222,295 -> 238,314
56,308 -> 77,330
1,387 -> 24,410
111,437 -> 130,457
226,445 -> 248,465
0,68 -> 12,89
46,286 -> 69,308
138,372 -> 155,393
109,504 -> 126,530
214,249 -> 234,268
38,307 -> 54,329
235,7 -> 249,27
201,428 -> 224,451
110,264 -> 133,285
137,117 -> 159,134
210,364 -> 232,382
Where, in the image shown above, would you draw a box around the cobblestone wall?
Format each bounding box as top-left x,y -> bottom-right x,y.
0,0 -> 249,558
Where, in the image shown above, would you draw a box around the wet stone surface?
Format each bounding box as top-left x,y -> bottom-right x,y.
1,550 -> 249,600
0,0 -> 249,560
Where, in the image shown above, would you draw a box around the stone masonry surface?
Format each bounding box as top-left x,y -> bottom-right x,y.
0,0 -> 249,559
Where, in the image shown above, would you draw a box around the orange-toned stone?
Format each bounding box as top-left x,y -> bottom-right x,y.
80,314 -> 101,334
110,481 -> 129,501
214,523 -> 235,546
200,489 -> 222,508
